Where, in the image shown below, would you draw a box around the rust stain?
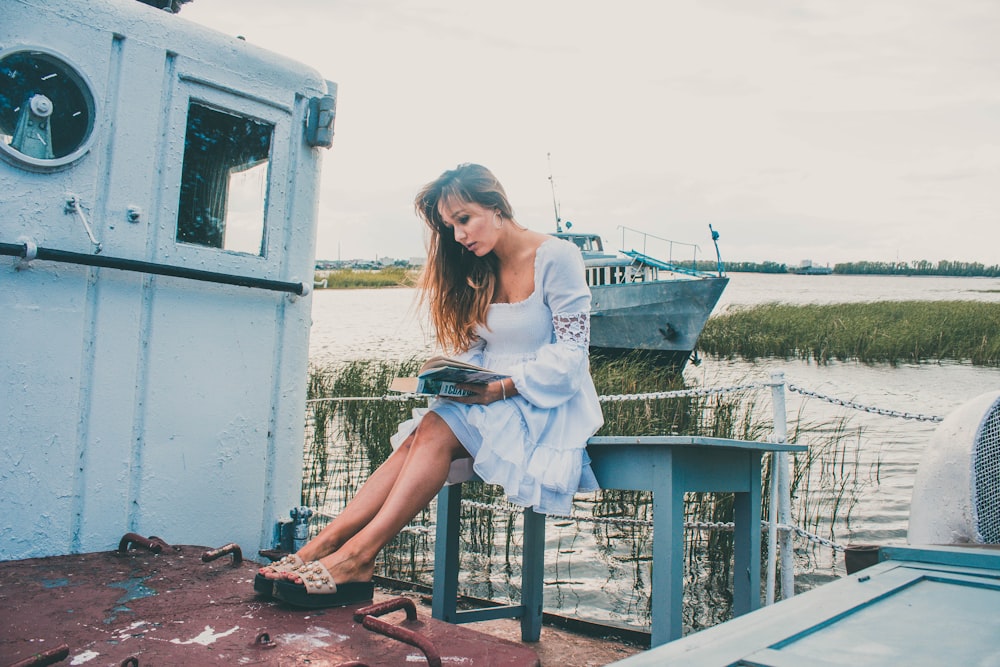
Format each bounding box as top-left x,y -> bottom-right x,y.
0,544 -> 540,666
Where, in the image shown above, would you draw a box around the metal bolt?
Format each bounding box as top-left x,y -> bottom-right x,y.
29,94 -> 53,117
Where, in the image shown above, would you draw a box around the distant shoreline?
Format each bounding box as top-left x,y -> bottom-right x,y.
313,266 -> 1000,290
710,260 -> 1000,278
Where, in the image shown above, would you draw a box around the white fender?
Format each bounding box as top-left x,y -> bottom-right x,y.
908,390 -> 1000,545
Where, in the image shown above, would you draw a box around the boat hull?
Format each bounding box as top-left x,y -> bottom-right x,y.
588,275 -> 729,367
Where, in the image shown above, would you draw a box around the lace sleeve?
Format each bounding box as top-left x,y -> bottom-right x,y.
553,311 -> 590,349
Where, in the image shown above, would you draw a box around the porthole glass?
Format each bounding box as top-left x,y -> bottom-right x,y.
0,48 -> 97,168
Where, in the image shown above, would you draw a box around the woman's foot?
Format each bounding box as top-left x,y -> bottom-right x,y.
258,529 -> 344,582
254,553 -> 307,596
273,559 -> 375,608
280,551 -> 374,588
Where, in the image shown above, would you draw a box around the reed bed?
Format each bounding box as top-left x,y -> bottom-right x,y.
699,300 -> 1000,366
313,266 -> 417,289
301,355 -> 859,632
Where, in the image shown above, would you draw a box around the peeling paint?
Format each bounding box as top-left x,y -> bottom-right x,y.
275,625 -> 349,648
108,576 -> 156,604
41,577 -> 70,588
2,445 -> 541,664
170,624 -> 240,646
409,656 -> 473,664
70,650 -> 100,665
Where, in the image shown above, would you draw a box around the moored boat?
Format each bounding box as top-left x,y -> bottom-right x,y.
554,225 -> 729,370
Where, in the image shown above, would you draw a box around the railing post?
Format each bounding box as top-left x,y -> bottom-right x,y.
765,373 -> 780,605
768,371 -> 795,602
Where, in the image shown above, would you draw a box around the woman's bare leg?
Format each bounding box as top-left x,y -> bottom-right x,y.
259,430 -> 420,578
296,437 -> 415,560
285,411 -> 464,586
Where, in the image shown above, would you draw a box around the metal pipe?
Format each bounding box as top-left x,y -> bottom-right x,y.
7,644 -> 70,667
117,533 -> 163,555
1,241 -> 306,295
353,598 -> 441,667
766,450 -> 779,605
768,371 -> 795,600
201,543 -> 243,566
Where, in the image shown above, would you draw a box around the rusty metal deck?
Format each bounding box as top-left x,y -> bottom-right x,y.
0,541 -> 540,666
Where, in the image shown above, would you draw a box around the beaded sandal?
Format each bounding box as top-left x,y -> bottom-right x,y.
253,553 -> 306,597
272,560 -> 374,609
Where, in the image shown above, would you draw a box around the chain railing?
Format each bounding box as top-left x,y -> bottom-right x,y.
307,372 -> 946,605
787,384 -> 944,422
460,499 -> 846,550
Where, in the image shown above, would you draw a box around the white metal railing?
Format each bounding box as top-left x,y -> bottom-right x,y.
618,224 -> 700,268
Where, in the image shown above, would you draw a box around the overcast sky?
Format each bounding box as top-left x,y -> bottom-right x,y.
182,0 -> 999,267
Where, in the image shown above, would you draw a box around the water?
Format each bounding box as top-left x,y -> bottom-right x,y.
307,273 -> 1000,631
309,273 -> 1000,364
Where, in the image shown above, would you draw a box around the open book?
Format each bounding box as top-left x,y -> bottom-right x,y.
390,355 -> 509,397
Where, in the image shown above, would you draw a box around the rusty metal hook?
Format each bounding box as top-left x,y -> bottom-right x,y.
145,536 -> 172,551
353,597 -> 440,667
7,644 -> 69,667
201,543 -> 243,566
353,597 -> 418,622
117,533 -> 163,555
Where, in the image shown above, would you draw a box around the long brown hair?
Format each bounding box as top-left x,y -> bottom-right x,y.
414,164 -> 514,352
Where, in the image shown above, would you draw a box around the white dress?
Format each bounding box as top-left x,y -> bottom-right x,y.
390,237 -> 604,516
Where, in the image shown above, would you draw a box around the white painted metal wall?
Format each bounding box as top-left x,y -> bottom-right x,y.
0,0 -> 333,559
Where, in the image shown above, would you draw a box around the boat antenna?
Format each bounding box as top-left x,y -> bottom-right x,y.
547,152 -> 563,233
709,224 -> 725,275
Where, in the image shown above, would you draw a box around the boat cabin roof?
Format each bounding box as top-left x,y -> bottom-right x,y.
553,232 -> 604,253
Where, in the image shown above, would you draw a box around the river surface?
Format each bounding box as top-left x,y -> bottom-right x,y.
307,273 -> 1000,631
310,273 -> 1000,364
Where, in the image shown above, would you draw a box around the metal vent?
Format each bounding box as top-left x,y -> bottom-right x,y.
974,396 -> 1000,543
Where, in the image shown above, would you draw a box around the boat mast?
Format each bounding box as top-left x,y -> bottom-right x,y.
547,152 -> 563,233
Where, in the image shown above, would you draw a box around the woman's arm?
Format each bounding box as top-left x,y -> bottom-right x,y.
505,240 -> 592,409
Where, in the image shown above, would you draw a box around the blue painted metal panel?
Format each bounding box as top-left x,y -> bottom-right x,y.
608,545 -> 1000,666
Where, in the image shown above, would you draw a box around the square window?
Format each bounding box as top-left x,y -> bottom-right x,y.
176,102 -> 272,255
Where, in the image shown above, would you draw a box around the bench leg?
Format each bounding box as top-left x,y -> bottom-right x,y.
431,483 -> 462,623
520,508 -> 545,641
733,453 -> 762,616
650,453 -> 684,647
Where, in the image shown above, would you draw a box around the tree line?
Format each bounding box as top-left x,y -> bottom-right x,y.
692,259 -> 1000,277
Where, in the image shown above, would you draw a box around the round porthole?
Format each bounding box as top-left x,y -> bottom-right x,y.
0,47 -> 97,170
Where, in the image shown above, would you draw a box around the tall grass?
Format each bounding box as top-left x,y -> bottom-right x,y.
302,358 -> 422,509
313,267 -> 417,289
301,354 -> 858,632
699,301 -> 1000,366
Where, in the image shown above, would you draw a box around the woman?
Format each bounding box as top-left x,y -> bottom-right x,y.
258,163 -> 603,608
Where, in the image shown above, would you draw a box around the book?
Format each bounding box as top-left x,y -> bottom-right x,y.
390,355 -> 509,397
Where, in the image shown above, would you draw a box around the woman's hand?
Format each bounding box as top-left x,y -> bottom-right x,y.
444,379 -> 514,405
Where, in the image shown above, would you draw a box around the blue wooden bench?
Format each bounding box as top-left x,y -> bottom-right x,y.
430,435 -> 807,647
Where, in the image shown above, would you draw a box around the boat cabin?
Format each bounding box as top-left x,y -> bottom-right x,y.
1,0 -> 336,560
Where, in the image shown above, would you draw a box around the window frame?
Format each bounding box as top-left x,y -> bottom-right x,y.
159,76 -> 293,275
